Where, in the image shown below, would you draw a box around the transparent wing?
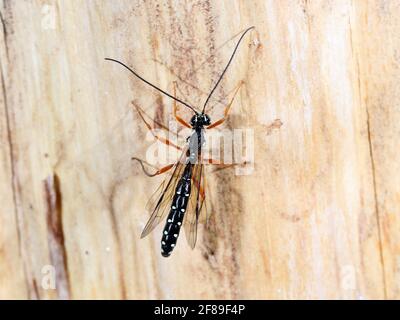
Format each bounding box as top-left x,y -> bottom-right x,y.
183,163 -> 207,249
140,148 -> 187,238
197,165 -> 213,225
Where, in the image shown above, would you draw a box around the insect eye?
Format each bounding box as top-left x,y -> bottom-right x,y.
190,115 -> 197,125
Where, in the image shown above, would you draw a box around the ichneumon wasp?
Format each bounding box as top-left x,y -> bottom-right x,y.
105,26 -> 254,257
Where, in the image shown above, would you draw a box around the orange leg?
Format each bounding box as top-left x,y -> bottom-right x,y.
207,81 -> 247,114
132,157 -> 174,177
211,161 -> 250,173
206,81 -> 243,129
173,81 -> 192,129
203,158 -> 222,165
132,102 -> 182,151
203,158 -> 249,172
192,175 -> 205,200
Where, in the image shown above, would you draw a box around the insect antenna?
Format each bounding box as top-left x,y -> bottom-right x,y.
105,58 -> 198,114
202,26 -> 255,113
131,157 -> 161,177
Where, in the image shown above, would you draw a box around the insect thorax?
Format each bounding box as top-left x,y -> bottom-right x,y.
186,129 -> 205,164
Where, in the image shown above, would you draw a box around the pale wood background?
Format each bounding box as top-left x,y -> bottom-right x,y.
0,0 -> 399,300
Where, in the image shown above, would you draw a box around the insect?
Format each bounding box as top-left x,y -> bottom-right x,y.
105,26 -> 254,257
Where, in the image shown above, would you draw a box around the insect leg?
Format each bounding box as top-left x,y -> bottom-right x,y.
206,81 -> 243,129
132,157 -> 174,177
192,171 -> 205,200
203,158 -> 222,165
211,161 -> 250,173
203,158 -> 249,172
206,82 -> 246,115
132,102 -> 182,150
173,81 -> 192,129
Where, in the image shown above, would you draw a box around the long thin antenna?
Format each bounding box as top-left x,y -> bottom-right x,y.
105,58 -> 198,114
202,26 -> 255,113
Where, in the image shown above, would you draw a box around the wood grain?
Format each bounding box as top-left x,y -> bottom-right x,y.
0,0 -> 399,299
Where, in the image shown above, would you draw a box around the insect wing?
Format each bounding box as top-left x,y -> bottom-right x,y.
140,150 -> 187,238
183,163 -> 206,249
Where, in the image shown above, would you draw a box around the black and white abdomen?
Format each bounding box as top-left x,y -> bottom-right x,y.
161,164 -> 193,257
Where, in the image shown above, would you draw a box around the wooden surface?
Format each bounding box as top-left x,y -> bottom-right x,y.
0,0 -> 399,299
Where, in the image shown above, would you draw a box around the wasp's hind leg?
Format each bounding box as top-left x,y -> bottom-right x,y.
132,157 -> 174,177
